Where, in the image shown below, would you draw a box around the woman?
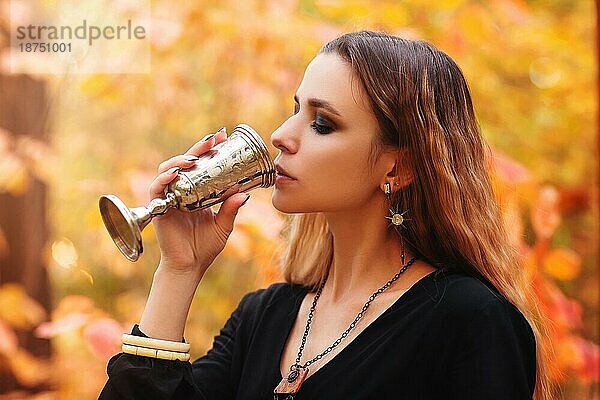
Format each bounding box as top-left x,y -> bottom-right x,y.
100,31 -> 551,399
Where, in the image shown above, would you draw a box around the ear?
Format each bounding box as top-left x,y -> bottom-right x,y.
380,147 -> 413,193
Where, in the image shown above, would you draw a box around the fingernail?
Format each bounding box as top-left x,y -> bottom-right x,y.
218,126 -> 227,134
185,156 -> 199,162
241,194 -> 250,206
202,134 -> 215,142
168,167 -> 180,174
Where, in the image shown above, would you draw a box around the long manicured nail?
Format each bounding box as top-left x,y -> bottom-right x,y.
185,156 -> 199,162
202,133 -> 215,142
241,194 -> 250,206
168,167 -> 180,174
218,126 -> 226,134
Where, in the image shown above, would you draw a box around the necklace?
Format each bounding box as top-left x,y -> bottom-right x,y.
273,256 -> 418,399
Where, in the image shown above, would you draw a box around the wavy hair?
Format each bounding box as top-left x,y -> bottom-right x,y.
279,30 -> 552,399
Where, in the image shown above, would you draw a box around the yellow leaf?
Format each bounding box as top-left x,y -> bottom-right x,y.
543,248 -> 581,281
80,75 -> 110,96
8,348 -> 51,387
0,283 -> 47,329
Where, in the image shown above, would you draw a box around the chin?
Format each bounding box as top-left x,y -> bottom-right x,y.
271,192 -> 304,214
271,199 -> 298,214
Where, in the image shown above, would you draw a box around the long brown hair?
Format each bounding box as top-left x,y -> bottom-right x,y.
280,31 -> 553,399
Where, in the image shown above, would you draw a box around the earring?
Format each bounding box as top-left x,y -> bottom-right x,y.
384,182 -> 411,228
384,182 -> 411,266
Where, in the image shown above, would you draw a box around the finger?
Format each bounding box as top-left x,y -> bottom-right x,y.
157,154 -> 200,174
184,127 -> 227,157
213,127 -> 228,144
148,167 -> 180,199
214,193 -> 250,236
183,135 -> 215,158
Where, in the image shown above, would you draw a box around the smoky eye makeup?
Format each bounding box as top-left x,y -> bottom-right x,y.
311,113 -> 335,135
292,95 -> 341,134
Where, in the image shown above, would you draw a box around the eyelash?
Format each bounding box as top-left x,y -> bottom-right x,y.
311,115 -> 334,135
293,104 -> 335,135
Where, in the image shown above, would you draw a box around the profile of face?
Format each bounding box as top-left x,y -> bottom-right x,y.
270,53 -> 395,214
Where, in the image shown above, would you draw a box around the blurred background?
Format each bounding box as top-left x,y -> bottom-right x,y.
0,0 -> 597,399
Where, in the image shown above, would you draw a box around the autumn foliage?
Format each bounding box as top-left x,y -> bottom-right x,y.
0,0 -> 597,399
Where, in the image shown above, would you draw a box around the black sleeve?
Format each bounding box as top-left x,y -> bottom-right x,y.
99,291 -> 255,400
447,297 -> 537,400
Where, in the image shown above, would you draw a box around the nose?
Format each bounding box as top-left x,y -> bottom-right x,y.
270,118 -> 297,155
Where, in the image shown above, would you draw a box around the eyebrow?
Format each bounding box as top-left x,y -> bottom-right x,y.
294,94 -> 341,117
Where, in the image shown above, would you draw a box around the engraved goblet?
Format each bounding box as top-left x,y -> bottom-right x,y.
99,124 -> 275,261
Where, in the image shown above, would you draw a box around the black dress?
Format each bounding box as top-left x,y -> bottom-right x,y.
99,268 -> 536,399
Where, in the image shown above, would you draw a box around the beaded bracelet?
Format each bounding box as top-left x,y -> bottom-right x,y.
122,344 -> 191,362
122,333 -> 191,353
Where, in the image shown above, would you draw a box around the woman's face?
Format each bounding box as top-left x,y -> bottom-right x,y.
270,53 -> 393,214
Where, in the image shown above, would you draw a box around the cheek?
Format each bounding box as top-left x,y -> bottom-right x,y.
308,148 -> 375,201
327,169 -> 373,201
320,140 -> 373,180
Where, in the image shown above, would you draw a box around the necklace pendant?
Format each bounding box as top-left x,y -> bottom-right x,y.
274,367 -> 309,398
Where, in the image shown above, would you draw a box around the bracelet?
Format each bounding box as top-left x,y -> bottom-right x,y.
122,344 -> 191,362
122,333 -> 191,353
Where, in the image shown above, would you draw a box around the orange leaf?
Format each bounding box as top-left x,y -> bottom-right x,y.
556,336 -> 582,371
543,248 -> 581,281
0,319 -> 18,355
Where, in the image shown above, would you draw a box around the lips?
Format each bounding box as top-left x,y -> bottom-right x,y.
274,164 -> 297,180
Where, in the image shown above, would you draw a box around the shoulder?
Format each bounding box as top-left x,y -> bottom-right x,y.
428,269 -> 534,338
423,270 -> 537,396
430,268 -> 516,313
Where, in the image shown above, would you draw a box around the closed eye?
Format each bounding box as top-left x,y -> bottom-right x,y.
293,96 -> 336,135
310,114 -> 334,135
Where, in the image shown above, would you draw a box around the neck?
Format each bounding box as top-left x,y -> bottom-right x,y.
321,194 -> 417,304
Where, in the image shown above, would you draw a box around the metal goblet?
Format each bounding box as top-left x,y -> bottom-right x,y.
99,124 -> 275,262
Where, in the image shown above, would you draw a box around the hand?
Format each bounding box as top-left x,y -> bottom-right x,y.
147,128 -> 250,278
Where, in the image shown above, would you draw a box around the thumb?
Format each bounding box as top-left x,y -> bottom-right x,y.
214,193 -> 250,235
